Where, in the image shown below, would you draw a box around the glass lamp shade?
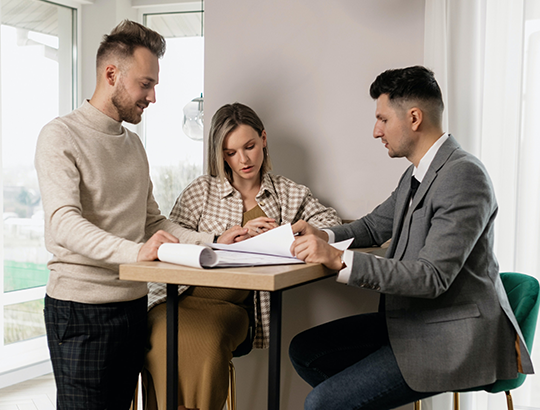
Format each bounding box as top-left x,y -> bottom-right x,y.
182,96 -> 204,141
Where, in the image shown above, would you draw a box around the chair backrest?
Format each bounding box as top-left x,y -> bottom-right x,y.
501,272 -> 540,352
489,272 -> 540,393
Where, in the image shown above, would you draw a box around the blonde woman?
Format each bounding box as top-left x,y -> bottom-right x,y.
144,102 -> 341,410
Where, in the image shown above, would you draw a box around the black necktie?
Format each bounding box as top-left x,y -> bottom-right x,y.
379,176 -> 420,313
411,176 -> 420,199
379,175 -> 421,313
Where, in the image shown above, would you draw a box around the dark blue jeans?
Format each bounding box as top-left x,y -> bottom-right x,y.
289,312 -> 439,410
44,295 -> 147,410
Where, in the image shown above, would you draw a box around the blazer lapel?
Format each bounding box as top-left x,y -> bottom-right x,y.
386,166 -> 414,258
392,135 -> 461,260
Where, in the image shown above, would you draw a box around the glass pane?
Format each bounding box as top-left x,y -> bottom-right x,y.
4,299 -> 45,345
145,12 -> 205,215
1,0 -> 73,293
1,0 -> 75,352
4,261 -> 49,293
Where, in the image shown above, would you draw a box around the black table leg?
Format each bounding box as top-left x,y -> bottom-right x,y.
166,284 -> 179,410
268,290 -> 283,410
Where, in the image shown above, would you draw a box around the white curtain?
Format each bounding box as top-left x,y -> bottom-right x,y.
423,0 -> 540,409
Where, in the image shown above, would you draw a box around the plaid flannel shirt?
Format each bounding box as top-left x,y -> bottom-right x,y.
147,172 -> 341,348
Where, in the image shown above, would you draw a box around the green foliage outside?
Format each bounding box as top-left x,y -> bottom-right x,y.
4,299 -> 46,345
3,261 -> 48,344
4,260 -> 48,292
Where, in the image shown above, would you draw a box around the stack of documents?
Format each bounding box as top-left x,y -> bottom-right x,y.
157,224 -> 352,269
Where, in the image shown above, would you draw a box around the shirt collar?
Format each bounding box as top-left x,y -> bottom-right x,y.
258,173 -> 277,198
217,172 -> 276,199
218,177 -> 235,199
413,132 -> 449,183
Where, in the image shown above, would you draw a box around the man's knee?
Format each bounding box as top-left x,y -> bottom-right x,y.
288,331 -> 309,369
304,386 -> 330,410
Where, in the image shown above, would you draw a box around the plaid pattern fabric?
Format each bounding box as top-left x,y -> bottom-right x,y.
44,295 -> 147,409
148,173 -> 341,348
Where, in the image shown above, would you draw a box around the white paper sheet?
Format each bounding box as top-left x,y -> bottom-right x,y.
209,223 -> 296,257
332,238 -> 354,251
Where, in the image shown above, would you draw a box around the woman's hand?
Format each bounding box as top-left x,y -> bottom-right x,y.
216,226 -> 249,244
242,217 -> 278,238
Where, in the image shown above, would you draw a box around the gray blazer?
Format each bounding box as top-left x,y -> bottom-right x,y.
330,135 -> 533,392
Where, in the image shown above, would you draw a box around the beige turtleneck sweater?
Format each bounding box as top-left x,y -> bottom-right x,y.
35,101 -> 213,304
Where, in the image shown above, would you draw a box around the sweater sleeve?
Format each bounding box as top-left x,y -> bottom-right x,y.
35,121 -> 144,265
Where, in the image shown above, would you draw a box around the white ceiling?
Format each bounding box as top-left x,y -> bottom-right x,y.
1,0 -> 203,38
146,12 -> 203,38
1,0 -> 61,36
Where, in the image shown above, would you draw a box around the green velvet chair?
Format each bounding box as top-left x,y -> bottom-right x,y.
414,271 -> 540,410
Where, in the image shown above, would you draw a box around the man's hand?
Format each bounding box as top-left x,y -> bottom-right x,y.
138,230 -> 179,262
291,234 -> 343,271
292,220 -> 329,241
217,226 -> 249,244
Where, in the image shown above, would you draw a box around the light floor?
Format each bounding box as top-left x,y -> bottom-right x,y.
0,374 -> 145,410
1,374 -> 538,410
0,373 -> 55,410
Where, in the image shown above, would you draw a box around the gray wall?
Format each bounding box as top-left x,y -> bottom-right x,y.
204,1 -> 425,409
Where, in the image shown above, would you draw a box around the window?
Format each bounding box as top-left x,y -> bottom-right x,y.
424,1 -> 540,408
142,5 -> 205,215
0,0 -> 77,378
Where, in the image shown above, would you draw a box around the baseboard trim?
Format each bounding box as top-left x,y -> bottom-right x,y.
0,359 -> 53,389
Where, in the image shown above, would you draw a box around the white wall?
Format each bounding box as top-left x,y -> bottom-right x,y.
204,1 -> 425,409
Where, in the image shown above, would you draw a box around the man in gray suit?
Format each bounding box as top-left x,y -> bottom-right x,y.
289,66 -> 533,410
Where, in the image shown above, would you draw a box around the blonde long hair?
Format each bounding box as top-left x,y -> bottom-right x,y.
208,103 -> 272,182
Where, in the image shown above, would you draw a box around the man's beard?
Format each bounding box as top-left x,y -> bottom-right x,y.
111,80 -> 145,124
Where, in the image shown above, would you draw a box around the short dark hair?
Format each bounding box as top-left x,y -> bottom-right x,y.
96,20 -> 166,69
370,66 -> 444,125
208,103 -> 271,182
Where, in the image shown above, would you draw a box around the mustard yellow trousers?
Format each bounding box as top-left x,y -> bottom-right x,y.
144,287 -> 250,410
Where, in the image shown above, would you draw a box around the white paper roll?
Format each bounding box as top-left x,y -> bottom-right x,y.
157,243 -> 217,268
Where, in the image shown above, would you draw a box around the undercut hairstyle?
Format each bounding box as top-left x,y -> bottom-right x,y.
96,20 -> 166,71
370,65 -> 444,126
208,103 -> 272,183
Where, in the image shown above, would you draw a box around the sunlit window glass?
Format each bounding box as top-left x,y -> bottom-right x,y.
1,0 -> 75,346
144,10 -> 204,215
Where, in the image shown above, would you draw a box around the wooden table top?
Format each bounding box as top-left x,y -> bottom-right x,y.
119,247 -> 382,292
120,261 -> 332,292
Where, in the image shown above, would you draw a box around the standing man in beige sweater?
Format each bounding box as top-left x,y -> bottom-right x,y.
35,20 -> 215,410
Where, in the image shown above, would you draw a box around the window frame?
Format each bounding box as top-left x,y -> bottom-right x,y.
135,0 -> 204,147
0,0 -> 80,384
137,1 -> 205,216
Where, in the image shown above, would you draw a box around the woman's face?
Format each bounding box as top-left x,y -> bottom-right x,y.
222,124 -> 267,184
